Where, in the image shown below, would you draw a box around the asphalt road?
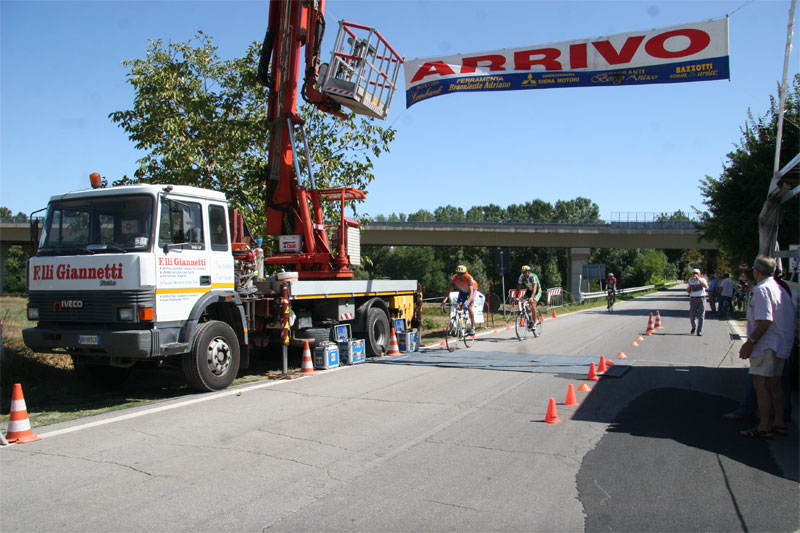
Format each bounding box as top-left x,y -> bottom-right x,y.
2,285 -> 798,532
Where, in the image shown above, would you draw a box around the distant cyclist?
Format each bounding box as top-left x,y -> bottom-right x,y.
605,273 -> 618,309
442,265 -> 478,335
516,265 -> 542,322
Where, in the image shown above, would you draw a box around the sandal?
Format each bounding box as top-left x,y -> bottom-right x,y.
772,425 -> 788,436
722,410 -> 745,421
740,427 -> 773,439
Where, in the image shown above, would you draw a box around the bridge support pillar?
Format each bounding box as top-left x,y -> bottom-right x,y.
568,247 -> 591,303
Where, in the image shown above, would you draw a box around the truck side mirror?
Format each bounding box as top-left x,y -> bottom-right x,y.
30,219 -> 39,244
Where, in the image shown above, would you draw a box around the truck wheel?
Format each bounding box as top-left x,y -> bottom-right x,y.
183,320 -> 240,392
365,307 -> 390,357
293,327 -> 331,347
72,357 -> 133,387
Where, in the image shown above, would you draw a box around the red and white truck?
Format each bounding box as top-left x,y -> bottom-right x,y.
23,0 -> 420,391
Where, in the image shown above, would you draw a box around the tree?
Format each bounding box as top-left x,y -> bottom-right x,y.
2,245 -> 28,294
0,207 -> 11,219
698,74 -> 799,265
110,33 -> 396,232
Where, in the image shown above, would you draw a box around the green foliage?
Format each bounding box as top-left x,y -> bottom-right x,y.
2,245 -> 28,294
623,249 -> 670,286
110,33 -> 396,234
698,74 -> 800,265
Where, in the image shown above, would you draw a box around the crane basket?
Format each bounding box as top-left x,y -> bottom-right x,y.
320,20 -> 403,120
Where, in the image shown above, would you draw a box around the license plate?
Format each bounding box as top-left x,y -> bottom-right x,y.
78,335 -> 100,346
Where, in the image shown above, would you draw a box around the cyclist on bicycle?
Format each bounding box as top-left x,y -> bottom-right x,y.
442,265 -> 478,335
605,273 -> 618,309
516,265 -> 542,322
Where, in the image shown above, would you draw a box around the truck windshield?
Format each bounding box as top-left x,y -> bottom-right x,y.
39,195 -> 155,255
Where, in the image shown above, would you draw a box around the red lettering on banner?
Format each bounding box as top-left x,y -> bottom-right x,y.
513,48 -> 562,71
410,61 -> 456,83
644,29 -> 710,58
461,55 -> 506,74
592,36 -> 645,65
569,43 -> 588,69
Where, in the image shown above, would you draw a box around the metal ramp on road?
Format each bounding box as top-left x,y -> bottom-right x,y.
374,351 -> 633,377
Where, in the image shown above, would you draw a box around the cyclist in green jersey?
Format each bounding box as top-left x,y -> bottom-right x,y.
516,265 -> 542,322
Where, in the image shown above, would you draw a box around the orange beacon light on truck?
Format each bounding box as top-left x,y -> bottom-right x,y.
89,172 -> 103,189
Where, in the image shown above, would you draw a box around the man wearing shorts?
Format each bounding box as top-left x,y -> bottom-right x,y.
738,255 -> 796,439
516,265 -> 542,322
443,265 -> 478,335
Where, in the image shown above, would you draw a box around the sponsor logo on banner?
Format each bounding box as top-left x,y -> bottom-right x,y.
404,18 -> 729,107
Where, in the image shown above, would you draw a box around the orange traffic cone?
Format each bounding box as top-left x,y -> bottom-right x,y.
387,328 -> 402,356
630,340 -> 640,346
565,384 -> 578,406
655,311 -> 663,329
636,335 -> 645,341
5,384 -> 41,444
598,355 -> 608,373
577,383 -> 592,392
544,398 -> 561,423
300,341 -> 316,375
605,359 -> 615,367
552,310 -> 558,318
586,362 -> 599,381
617,351 -> 628,358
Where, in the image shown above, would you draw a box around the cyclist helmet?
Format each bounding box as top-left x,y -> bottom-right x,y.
609,273 -> 614,277
521,265 -> 531,272
455,265 -> 468,274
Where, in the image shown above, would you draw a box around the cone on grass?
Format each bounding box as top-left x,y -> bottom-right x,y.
544,398 -> 561,423
598,356 -> 608,373
300,341 -> 316,375
586,362 -> 599,381
565,384 -> 579,406
552,310 -> 558,318
655,311 -> 663,329
5,384 -> 41,444
577,383 -> 593,392
617,351 -> 628,358
387,328 -> 402,356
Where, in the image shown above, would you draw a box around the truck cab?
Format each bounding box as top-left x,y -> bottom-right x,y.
23,183 -> 248,391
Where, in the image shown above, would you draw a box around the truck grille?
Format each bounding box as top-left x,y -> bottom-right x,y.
30,290 -> 156,325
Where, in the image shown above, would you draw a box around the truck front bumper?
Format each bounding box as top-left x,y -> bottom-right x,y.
23,327 -> 157,359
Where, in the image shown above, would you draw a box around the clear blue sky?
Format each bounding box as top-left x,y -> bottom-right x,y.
1,0 -> 797,223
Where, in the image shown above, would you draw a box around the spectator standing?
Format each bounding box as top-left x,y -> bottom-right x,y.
687,268 -> 708,336
708,274 -> 720,313
719,273 -> 735,316
738,256 -> 796,439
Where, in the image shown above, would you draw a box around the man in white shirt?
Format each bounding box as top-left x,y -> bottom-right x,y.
738,256 -> 796,438
719,273 -> 735,316
686,268 -> 708,336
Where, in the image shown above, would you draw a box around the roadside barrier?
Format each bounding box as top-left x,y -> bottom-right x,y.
5,384 -> 40,444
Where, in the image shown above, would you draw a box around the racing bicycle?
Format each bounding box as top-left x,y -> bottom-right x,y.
607,289 -> 616,311
442,301 -> 475,351
514,296 -> 543,340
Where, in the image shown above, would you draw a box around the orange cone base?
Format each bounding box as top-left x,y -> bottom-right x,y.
630,341 -> 640,347
577,383 -> 592,392
636,336 -> 645,341
617,352 -> 628,358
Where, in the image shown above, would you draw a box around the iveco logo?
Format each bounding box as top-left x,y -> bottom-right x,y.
53,300 -> 83,312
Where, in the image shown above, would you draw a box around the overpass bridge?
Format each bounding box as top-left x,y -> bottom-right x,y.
360,220 -> 715,299
2,218 -> 713,298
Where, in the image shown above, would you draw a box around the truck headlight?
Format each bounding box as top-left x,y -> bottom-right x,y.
27,307 -> 39,320
118,307 -> 134,321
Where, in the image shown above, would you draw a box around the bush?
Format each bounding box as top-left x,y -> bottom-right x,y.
2,245 -> 28,294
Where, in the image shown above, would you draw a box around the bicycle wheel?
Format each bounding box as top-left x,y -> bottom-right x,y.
515,311 -> 529,340
463,316 -> 475,348
532,312 -> 543,338
444,316 -> 459,352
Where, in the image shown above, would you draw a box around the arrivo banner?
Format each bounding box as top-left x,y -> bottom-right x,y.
404,18 -> 729,107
